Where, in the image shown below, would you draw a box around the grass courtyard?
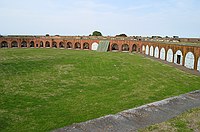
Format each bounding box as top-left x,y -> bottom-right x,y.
0,48 -> 200,131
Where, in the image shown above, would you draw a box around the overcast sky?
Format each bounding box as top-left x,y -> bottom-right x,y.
0,0 -> 200,37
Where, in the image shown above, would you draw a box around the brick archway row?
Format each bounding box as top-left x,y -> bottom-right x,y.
0,38 -> 199,71
141,42 -> 200,71
0,39 -> 143,52
109,40 -> 142,52
0,40 -> 100,50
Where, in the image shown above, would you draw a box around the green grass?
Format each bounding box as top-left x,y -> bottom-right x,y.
0,48 -> 200,132
140,107 -> 200,132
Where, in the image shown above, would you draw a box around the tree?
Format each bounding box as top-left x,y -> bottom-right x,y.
92,31 -> 102,36
116,34 -> 127,37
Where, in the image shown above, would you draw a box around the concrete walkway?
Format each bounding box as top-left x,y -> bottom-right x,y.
54,90 -> 200,132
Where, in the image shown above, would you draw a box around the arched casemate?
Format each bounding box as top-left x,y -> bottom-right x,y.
166,49 -> 173,62
52,42 -> 57,48
75,42 -> 81,49
67,42 -> 73,49
40,41 -> 44,48
145,45 -> 149,55
197,57 -> 200,72
142,45 -> 145,53
132,44 -> 137,52
45,41 -> 50,48
30,41 -> 35,48
21,41 -> 27,48
122,44 -> 129,52
174,50 -> 183,65
91,42 -> 98,50
59,42 -> 64,48
150,46 -> 154,56
154,47 -> 159,58
111,43 -> 119,51
11,41 -> 18,48
0,41 -> 8,48
184,52 -> 195,69
160,48 -> 166,60
83,42 -> 89,49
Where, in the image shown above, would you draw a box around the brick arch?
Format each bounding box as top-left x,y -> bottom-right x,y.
30,41 -> 35,48
83,42 -> 89,49
21,41 -> 27,48
111,43 -> 119,51
59,41 -> 65,48
184,52 -> 195,69
166,48 -> 173,62
45,41 -> 50,48
174,50 -> 183,65
160,47 -> 166,60
91,42 -> 98,50
39,41 -> 44,48
75,42 -> 81,49
197,57 -> 200,72
67,42 -> 73,49
149,46 -> 154,56
154,46 -> 159,58
52,41 -> 57,48
142,45 -> 145,54
122,44 -> 129,52
132,44 -> 137,52
0,41 -> 8,48
11,41 -> 18,48
145,45 -> 149,55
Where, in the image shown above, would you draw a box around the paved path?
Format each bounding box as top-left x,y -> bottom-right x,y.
54,90 -> 200,132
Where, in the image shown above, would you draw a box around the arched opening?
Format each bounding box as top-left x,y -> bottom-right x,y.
174,50 -> 183,65
184,52 -> 195,69
138,48 -> 141,52
160,48 -> 166,60
11,41 -> 18,48
52,42 -> 57,48
145,45 -> 149,55
122,44 -> 129,52
40,41 -> 44,48
83,42 -> 89,49
21,41 -> 27,48
30,41 -> 34,48
142,45 -> 145,53
0,41 -> 8,48
75,42 -> 81,49
59,42 -> 64,48
166,49 -> 173,62
67,42 -> 72,49
150,46 -> 154,56
154,47 -> 159,58
45,41 -> 50,48
112,43 -> 119,51
132,44 -> 137,52
197,57 -> 200,72
91,42 -> 98,50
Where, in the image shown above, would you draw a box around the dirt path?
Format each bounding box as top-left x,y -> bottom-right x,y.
139,53 -> 200,76
54,90 -> 200,132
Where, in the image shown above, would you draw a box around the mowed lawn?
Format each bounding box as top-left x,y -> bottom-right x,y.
0,48 -> 200,131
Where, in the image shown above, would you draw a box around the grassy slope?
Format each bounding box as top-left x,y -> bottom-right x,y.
0,49 -> 200,131
140,107 -> 200,132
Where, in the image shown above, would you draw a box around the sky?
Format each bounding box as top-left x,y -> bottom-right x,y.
0,0 -> 200,37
